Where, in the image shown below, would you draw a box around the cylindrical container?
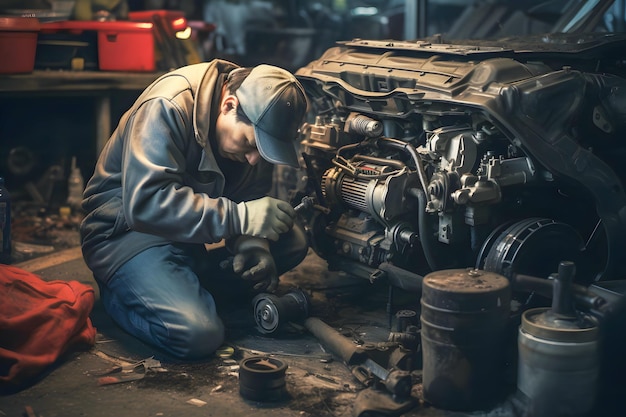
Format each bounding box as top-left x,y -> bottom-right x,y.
517,307 -> 599,417
67,156 -> 84,210
0,177 -> 12,264
239,356 -> 288,402
421,268 -> 511,411
252,289 -> 310,334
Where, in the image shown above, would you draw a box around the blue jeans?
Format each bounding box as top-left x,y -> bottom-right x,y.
98,225 -> 308,359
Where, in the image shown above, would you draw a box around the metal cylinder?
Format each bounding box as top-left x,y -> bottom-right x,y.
252,289 -> 310,334
239,356 -> 288,402
420,268 -> 511,411
517,307 -> 599,417
304,317 -> 366,365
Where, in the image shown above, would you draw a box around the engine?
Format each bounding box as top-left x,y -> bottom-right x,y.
296,110 -> 542,285
288,38 -> 626,288
276,33 -> 626,417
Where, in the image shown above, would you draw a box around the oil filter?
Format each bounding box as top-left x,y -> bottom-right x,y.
420,268 -> 511,411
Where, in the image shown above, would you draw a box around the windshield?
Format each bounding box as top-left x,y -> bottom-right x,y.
441,0 -> 625,39
554,0 -> 624,32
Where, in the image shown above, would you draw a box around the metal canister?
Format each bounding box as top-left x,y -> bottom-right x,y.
239,356 -> 288,402
420,268 -> 511,411
517,307 -> 599,417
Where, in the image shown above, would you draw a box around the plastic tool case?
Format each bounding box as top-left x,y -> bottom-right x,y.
38,20 -> 155,72
0,17 -> 40,74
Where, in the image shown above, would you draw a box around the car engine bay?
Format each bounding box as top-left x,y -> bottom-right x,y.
291,32 -> 626,290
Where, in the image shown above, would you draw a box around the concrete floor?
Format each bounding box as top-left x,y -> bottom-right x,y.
0,243 -> 425,417
1,221 -> 624,417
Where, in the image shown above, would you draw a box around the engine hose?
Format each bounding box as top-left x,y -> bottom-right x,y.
352,154 -> 406,170
376,137 -> 430,202
410,187 -> 443,271
335,142 -> 364,159
333,137 -> 430,198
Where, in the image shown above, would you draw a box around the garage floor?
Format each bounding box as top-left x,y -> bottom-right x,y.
0,209 -> 624,417
1,246 -> 378,417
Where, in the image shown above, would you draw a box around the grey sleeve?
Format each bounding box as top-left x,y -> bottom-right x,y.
120,97 -> 241,243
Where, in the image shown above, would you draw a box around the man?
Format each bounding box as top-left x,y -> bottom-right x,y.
80,60 -> 309,359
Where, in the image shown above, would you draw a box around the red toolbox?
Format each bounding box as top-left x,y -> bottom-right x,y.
128,10 -> 189,69
0,17 -> 40,74
39,20 -> 155,72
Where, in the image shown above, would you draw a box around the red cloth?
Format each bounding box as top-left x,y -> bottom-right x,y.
0,264 -> 96,389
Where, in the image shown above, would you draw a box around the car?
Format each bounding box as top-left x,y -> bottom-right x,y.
288,0 -> 626,293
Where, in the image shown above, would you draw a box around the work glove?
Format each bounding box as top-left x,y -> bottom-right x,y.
235,197 -> 296,241
226,236 -> 279,292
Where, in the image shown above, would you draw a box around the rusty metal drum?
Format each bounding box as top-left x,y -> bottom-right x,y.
420,268 -> 511,411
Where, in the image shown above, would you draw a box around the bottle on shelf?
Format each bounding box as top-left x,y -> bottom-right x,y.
67,156 -> 84,211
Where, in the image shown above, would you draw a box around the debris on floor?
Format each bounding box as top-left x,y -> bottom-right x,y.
10,202 -> 83,264
2,200 -> 625,417
89,356 -> 166,386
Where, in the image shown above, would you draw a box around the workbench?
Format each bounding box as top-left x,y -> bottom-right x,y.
0,70 -> 163,153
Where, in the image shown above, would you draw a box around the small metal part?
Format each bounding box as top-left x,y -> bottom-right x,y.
314,373 -> 338,384
293,195 -> 331,215
394,309 -> 418,332
215,345 -> 235,359
293,196 -> 315,213
345,113 -> 383,137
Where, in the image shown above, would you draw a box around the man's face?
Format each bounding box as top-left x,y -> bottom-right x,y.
215,94 -> 261,165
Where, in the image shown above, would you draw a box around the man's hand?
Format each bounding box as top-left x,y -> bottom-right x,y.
232,246 -> 278,292
236,197 -> 296,241
227,236 -> 279,292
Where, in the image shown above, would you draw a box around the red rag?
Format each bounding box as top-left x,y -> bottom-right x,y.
0,264 -> 97,389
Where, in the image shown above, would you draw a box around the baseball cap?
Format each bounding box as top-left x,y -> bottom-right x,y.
235,65 -> 308,168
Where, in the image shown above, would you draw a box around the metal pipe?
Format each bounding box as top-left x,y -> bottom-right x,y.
552,261 -> 577,318
303,317 -> 367,365
513,273 -> 608,318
